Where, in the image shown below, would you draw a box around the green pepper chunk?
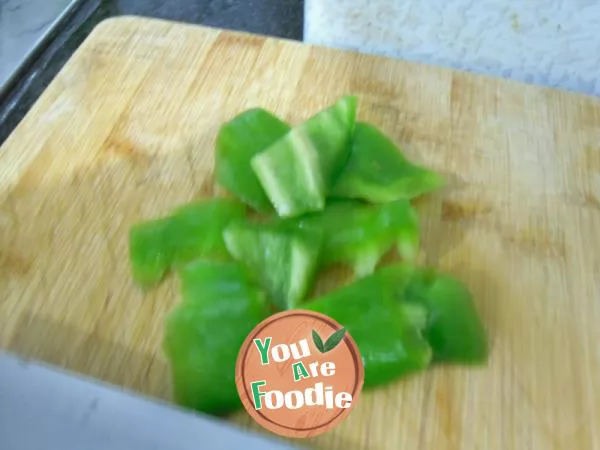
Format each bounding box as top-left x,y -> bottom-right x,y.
290,199 -> 420,276
223,220 -> 323,310
163,260 -> 270,416
305,264 -> 432,388
129,198 -> 246,288
215,108 -> 291,212
331,122 -> 445,202
252,96 -> 357,217
405,268 -> 488,364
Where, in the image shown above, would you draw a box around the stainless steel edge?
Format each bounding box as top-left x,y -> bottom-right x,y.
0,350 -> 302,450
0,0 -> 85,97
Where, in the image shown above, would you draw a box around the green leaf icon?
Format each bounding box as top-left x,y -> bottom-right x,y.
323,327 -> 346,353
312,329 -> 325,353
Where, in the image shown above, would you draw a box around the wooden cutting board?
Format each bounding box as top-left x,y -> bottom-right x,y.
1,16 -> 599,449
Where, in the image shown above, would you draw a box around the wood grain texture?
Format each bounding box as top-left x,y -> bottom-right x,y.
1,16 -> 600,449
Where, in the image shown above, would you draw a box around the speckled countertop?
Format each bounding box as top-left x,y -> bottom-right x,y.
304,0 -> 600,98
0,0 -> 304,145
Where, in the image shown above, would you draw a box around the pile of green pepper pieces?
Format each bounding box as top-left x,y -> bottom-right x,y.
129,96 -> 488,416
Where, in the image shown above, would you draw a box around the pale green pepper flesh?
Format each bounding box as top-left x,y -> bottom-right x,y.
224,220 -> 323,310
289,199 -> 420,276
129,199 -> 246,288
305,264 -> 432,388
252,96 -> 357,217
405,268 -> 489,364
332,122 -> 445,202
215,108 -> 291,213
163,260 -> 270,416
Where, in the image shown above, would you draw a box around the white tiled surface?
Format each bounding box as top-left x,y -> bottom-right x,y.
305,0 -> 600,97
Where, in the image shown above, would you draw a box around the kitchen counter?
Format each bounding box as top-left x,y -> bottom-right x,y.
305,0 -> 600,98
0,0 -> 304,145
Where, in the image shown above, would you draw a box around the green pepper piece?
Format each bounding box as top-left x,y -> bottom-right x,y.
163,260 -> 270,416
252,96 -> 358,217
129,198 -> 246,288
331,122 -> 445,202
405,268 -> 488,364
305,264 -> 432,388
129,218 -> 171,288
291,199 -> 420,276
223,220 -> 323,310
215,108 -> 291,213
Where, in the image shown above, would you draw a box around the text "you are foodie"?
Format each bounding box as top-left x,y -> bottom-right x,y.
250,331 -> 352,411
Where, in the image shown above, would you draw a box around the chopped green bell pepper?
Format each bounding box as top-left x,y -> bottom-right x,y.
405,268 -> 488,364
331,122 -> 445,202
290,199 -> 420,276
163,260 -> 270,416
252,96 -> 357,217
215,108 -> 291,213
129,198 -> 246,288
305,264 -> 432,388
223,219 -> 323,310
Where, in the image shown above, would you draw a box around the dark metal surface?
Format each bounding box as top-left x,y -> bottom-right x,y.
0,351 -> 303,450
0,0 -> 84,96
